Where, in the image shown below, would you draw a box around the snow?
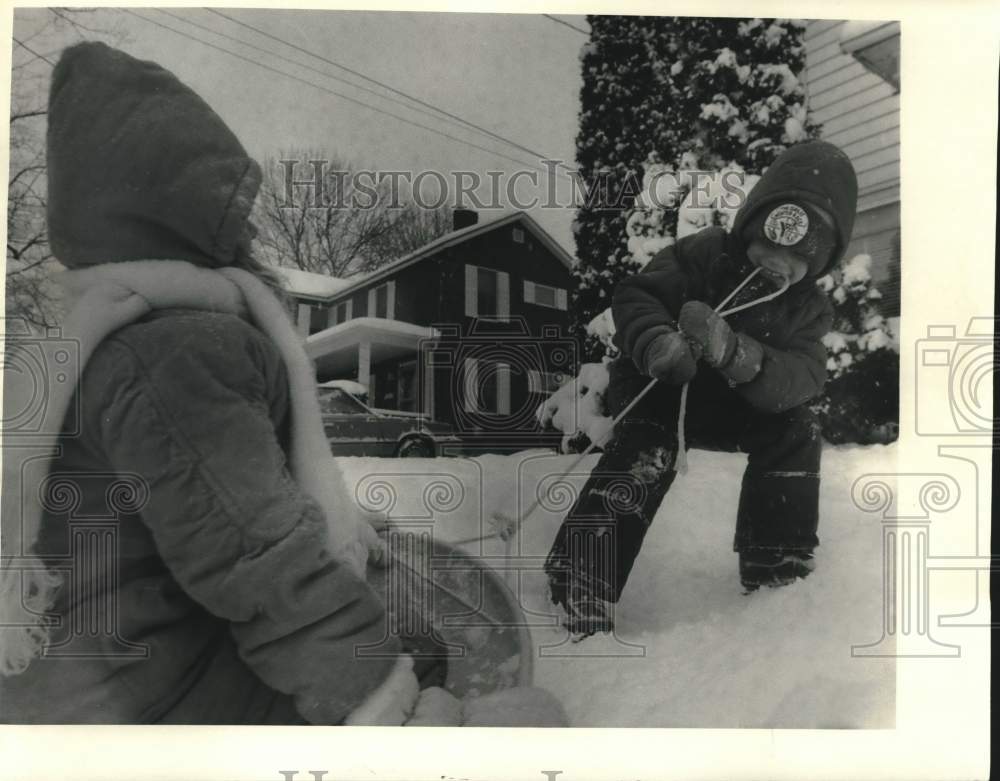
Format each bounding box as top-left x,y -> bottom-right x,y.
275,266 -> 353,299
335,442 -> 896,727
700,94 -> 740,122
585,308 -> 616,353
319,379 -> 369,397
758,62 -> 800,94
535,362 -> 613,451
842,253 -> 874,287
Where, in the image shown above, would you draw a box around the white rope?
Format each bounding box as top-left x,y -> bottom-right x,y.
455,269 -> 791,546
674,269 -> 790,474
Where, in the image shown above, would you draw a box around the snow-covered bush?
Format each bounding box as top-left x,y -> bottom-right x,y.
812,254 -> 899,444
571,16 -> 816,361
536,362 -> 613,453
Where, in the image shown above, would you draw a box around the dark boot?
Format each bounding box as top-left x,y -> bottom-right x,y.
556,580 -> 616,638
739,548 -> 816,592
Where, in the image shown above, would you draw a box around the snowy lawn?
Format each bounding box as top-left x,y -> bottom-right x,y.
337,442 -> 896,728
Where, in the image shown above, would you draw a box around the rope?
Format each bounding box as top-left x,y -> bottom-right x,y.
673,268 -> 790,473
452,268 -> 791,546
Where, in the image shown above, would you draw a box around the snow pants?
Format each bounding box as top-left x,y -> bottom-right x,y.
544,356 -> 823,605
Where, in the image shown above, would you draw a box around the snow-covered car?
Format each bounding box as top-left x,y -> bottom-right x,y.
317,382 -> 462,457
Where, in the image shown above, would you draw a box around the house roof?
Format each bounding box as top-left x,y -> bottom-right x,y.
285,211 -> 575,305
276,266 -> 354,300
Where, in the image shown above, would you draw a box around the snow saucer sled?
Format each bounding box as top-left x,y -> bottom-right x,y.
366,537 -> 533,698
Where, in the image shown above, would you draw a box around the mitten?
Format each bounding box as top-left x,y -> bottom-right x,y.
679,301 -> 764,384
344,654 -> 420,725
640,330 -> 698,385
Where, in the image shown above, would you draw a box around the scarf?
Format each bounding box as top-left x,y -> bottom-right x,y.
1,260 -> 376,676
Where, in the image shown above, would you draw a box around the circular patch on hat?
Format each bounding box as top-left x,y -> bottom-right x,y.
763,203 -> 810,246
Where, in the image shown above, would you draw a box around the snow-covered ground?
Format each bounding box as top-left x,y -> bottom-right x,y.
337,442 -> 897,728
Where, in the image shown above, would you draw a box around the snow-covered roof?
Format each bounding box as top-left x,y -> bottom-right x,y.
276,266 -> 355,300
319,211 -> 576,303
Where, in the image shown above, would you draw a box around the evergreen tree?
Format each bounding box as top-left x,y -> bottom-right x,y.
813,255 -> 900,444
572,16 -> 816,358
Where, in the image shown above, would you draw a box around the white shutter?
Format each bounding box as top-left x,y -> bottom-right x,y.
386,280 -> 396,320
367,288 -> 377,318
344,299 -> 353,321
556,288 -> 568,311
497,362 -> 511,415
523,280 -> 535,305
464,265 -> 478,317
296,303 -> 310,337
463,358 -> 479,413
497,271 -> 510,319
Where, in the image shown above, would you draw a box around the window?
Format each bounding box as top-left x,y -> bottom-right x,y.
318,388 -> 369,415
367,281 -> 396,319
464,265 -> 509,318
512,226 -> 525,243
331,300 -> 352,326
523,280 -> 568,310
308,304 -> 329,335
840,21 -> 900,91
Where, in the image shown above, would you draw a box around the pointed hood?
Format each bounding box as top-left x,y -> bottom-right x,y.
46,42 -> 261,269
731,140 -> 859,277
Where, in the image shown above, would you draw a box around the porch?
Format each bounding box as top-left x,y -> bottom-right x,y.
305,317 -> 440,415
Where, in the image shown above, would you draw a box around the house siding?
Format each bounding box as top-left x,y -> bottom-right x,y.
805,19 -> 900,315
306,217 -> 576,452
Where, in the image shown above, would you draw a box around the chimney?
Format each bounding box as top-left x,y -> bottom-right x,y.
453,208 -> 478,232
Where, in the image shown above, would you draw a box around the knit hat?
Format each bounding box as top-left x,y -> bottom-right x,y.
731,140 -> 858,278
46,42 -> 261,269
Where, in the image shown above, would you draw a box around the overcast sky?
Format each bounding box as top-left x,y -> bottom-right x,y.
13,8 -> 588,254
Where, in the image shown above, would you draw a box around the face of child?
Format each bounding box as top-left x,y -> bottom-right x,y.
745,241 -> 810,286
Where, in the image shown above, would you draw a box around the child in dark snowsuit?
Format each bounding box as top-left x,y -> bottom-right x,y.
544,140 -> 858,634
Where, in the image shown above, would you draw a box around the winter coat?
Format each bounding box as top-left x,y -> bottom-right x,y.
613,141 -> 858,413
0,308 -> 400,723
0,41 -> 399,724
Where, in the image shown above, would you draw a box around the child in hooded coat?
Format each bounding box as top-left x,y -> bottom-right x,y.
544,140 -> 858,635
0,42 -> 417,725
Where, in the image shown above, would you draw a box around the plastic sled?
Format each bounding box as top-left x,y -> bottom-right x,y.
366,537 -> 533,699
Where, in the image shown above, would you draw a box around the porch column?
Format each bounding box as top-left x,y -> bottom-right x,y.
357,341 -> 371,388
421,347 -> 435,418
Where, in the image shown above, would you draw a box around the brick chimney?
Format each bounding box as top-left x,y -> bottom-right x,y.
453,208 -> 478,231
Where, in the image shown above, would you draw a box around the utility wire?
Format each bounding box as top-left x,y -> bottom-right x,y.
155,8 -> 503,147
206,8 -> 577,175
542,14 -> 589,36
122,9 -> 546,172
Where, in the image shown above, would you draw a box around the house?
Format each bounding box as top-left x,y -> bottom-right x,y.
280,210 -> 580,452
804,19 -> 901,317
